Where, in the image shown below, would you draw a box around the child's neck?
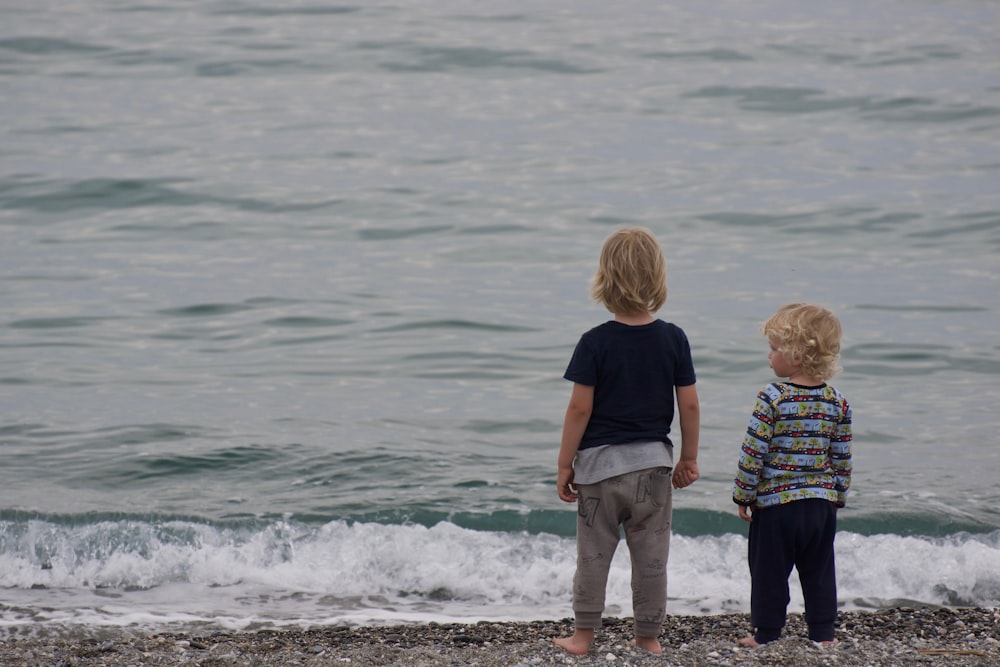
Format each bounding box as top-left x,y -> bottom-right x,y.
614,312 -> 655,326
785,372 -> 824,387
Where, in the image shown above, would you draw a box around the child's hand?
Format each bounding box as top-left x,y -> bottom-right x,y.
738,505 -> 754,523
672,459 -> 699,489
557,467 -> 579,503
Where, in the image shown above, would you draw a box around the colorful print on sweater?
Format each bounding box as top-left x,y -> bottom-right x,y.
733,382 -> 852,509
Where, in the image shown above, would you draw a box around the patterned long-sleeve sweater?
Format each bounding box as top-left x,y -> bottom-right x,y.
733,381 -> 852,509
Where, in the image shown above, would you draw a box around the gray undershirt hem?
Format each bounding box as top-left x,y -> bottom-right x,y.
573,440 -> 674,485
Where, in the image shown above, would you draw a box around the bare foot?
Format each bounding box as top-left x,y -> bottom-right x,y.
817,638 -> 839,646
737,635 -> 760,647
553,629 -> 595,656
631,636 -> 663,654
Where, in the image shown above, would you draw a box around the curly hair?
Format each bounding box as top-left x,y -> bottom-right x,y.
763,303 -> 843,380
591,228 -> 668,315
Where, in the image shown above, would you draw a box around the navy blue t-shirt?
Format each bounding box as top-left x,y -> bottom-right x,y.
564,319 -> 696,450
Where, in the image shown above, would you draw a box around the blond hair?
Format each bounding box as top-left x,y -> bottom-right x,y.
591,227 -> 667,315
763,303 -> 843,380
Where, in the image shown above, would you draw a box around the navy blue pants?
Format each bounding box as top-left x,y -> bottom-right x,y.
747,499 -> 838,643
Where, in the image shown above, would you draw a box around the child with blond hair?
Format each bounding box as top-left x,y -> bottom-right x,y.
554,228 -> 700,655
733,303 -> 853,646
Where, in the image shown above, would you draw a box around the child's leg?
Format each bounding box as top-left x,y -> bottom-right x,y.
622,467 -> 673,651
554,477 -> 624,654
746,504 -> 796,644
796,500 -> 838,643
572,478 -> 625,628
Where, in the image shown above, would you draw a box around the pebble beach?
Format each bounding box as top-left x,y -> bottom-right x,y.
3,607 -> 998,667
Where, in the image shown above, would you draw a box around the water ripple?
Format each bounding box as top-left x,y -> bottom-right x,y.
642,48 -> 753,62
9,316 -> 114,329
0,37 -> 107,55
373,319 -> 537,334
0,178 -> 339,214
209,6 -> 361,17
684,85 -> 1000,122
370,43 -> 600,75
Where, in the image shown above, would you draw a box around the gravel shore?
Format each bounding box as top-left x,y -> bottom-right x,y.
2,607 -> 998,666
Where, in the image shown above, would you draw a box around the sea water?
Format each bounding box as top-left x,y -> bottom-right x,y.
2,0 -> 999,637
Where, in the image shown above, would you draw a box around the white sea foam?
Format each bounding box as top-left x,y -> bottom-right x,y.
0,519 -> 997,635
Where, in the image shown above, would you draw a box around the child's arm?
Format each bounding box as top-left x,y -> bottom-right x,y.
556,383 -> 593,503
831,398 -> 853,507
672,383 -> 700,489
733,390 -> 773,508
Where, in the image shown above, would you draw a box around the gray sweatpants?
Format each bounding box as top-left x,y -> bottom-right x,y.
572,466 -> 673,638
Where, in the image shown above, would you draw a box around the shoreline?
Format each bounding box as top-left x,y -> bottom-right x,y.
2,607 -> 998,666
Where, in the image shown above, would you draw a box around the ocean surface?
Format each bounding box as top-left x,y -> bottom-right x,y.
2,0 -> 999,638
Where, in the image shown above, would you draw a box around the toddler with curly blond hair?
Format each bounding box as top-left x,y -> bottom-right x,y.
733,303 -> 853,647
